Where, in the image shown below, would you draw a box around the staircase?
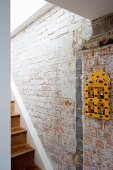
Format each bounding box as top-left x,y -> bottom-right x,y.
11,100 -> 41,170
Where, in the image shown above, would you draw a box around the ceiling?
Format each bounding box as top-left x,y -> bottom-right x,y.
46,0 -> 113,20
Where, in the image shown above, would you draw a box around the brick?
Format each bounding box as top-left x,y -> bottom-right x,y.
83,41 -> 113,170
11,4 -> 113,170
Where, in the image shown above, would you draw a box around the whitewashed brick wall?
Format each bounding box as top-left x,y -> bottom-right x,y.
11,7 -> 91,170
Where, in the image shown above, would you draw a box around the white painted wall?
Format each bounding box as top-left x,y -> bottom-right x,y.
11,3 -> 54,37
11,0 -> 47,32
0,0 -> 10,170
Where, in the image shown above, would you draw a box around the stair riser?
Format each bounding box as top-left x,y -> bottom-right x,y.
11,100 -> 38,170
11,132 -> 27,147
11,102 -> 15,113
11,116 -> 20,128
11,150 -> 34,170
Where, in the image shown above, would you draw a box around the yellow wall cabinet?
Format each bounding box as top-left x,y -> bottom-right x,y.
85,70 -> 111,120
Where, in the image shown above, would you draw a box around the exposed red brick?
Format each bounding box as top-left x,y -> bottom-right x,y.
64,100 -> 72,106
84,159 -> 91,168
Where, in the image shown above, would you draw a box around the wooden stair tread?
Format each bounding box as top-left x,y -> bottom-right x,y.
11,113 -> 20,117
12,144 -> 34,158
11,100 -> 15,103
11,111 -> 19,115
11,100 -> 41,169
11,127 -> 27,135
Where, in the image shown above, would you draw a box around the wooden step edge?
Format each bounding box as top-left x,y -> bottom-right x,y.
11,127 -> 27,135
11,112 -> 19,114
11,100 -> 15,103
11,147 -> 34,158
11,112 -> 16,115
11,113 -> 20,117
